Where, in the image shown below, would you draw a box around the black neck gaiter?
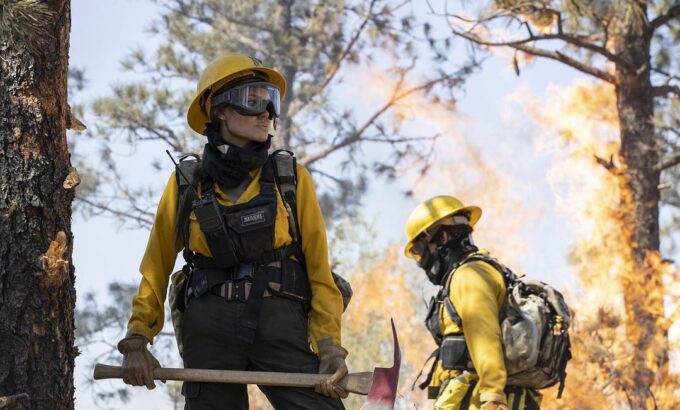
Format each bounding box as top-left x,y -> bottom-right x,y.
421,235 -> 478,285
202,127 -> 271,188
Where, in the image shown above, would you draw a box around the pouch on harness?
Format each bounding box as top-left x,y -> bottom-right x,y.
168,150 -> 353,356
420,253 -> 572,398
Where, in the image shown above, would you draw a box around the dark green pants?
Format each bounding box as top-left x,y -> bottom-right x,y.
182,294 -> 345,410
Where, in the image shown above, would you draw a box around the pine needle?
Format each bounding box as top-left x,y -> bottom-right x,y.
0,0 -> 55,54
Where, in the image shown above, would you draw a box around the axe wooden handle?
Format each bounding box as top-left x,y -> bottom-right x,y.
93,364 -> 373,395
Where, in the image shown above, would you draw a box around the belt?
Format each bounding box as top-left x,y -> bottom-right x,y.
207,280 -> 279,302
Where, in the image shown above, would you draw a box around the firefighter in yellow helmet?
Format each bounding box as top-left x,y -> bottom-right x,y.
405,196 -> 541,410
116,54 -> 348,409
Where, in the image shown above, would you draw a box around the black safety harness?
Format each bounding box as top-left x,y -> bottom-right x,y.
176,150 -> 311,344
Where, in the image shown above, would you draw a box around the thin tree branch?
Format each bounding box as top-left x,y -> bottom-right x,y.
319,0 -> 379,90
447,9 -> 632,70
511,45 -> 616,83
448,28 -> 617,83
310,168 -> 347,187
652,67 -> 680,82
648,5 -> 680,33
656,153 -> 680,172
594,154 -> 621,174
170,0 -> 275,34
121,117 -> 184,153
300,72 -> 452,166
652,85 -> 680,98
170,3 -> 269,53
361,134 -> 441,143
75,195 -> 154,228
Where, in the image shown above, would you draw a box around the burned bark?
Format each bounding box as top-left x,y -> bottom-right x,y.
0,1 -> 76,409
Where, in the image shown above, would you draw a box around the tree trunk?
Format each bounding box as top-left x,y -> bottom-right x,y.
614,13 -> 666,409
0,1 -> 76,409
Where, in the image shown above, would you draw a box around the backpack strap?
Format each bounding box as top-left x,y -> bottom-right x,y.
174,154 -> 201,266
458,253 -> 519,323
464,253 -> 519,288
270,150 -> 304,260
441,269 -> 463,327
175,154 -> 201,197
440,253 -> 514,329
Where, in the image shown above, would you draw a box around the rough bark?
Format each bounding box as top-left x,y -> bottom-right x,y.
0,1 -> 76,409
614,13 -> 665,409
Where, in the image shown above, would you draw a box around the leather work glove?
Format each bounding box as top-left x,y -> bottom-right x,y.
117,334 -> 162,390
480,401 -> 509,410
315,337 -> 349,399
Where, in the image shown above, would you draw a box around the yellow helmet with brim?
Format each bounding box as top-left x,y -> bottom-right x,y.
404,195 -> 481,259
187,53 -> 287,135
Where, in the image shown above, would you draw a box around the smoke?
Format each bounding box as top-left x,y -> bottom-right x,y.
356,70 -> 537,271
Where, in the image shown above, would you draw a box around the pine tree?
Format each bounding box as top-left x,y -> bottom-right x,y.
0,1 -> 77,408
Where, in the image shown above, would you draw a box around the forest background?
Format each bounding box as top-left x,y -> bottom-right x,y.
1,0 -> 678,409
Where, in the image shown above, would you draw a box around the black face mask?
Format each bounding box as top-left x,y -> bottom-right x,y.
202,126 -> 271,188
419,233 -> 478,286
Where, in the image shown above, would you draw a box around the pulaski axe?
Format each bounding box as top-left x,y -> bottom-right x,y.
94,320 -> 401,408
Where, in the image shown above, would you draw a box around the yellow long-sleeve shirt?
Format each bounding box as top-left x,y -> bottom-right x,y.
431,259 -> 508,405
126,162 -> 343,351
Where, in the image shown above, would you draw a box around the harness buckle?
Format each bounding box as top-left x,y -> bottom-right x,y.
212,279 -> 252,302
234,263 -> 254,281
234,280 -> 252,302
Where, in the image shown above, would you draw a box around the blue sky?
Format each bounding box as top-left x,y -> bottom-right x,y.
68,0 -> 609,408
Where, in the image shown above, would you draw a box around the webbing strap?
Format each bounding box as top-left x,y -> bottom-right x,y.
237,265 -> 276,344
443,297 -> 462,327
460,381 -> 476,409
176,157 -> 201,268
441,270 -> 463,328
464,254 -> 518,287
557,336 -> 571,398
271,150 -> 305,262
193,243 -> 299,268
440,253 -> 511,328
413,348 -> 439,391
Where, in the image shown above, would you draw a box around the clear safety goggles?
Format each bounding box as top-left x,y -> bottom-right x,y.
211,81 -> 281,118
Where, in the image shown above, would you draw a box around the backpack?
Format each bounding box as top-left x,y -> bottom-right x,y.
462,254 -> 572,396
167,151 -> 353,356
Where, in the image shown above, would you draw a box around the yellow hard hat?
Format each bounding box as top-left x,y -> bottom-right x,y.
404,195 -> 481,259
187,54 -> 287,135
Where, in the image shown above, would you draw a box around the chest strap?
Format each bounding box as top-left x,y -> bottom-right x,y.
192,242 -> 300,269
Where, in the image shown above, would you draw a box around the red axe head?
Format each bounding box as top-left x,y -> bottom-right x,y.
364,319 -> 401,409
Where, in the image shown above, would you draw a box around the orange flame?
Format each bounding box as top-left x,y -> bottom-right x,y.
510,80 -> 680,408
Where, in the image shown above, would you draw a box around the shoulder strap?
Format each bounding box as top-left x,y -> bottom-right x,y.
271,150 -> 303,250
460,253 -> 519,324
463,253 -> 518,287
441,269 -> 462,327
176,154 -> 201,196
174,154 -> 201,265
440,252 -> 514,328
